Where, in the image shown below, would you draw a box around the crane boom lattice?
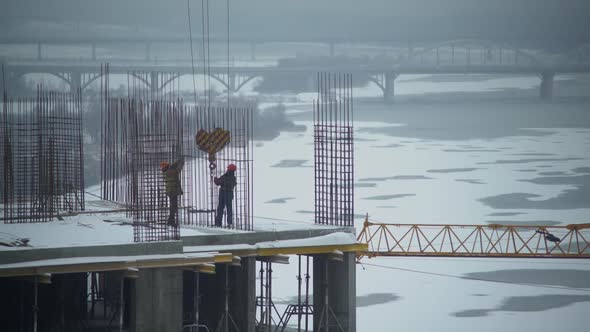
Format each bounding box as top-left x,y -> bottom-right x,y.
357,217 -> 590,260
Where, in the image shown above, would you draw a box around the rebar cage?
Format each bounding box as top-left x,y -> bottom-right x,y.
100,65 -> 254,242
1,86 -> 85,223
313,73 -> 354,227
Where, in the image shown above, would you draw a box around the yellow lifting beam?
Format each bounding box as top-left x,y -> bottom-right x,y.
357,215 -> 590,260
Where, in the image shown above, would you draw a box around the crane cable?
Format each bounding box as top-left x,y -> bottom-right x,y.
362,262 -> 590,292
226,0 -> 230,108
186,0 -> 198,106
200,0 -> 208,108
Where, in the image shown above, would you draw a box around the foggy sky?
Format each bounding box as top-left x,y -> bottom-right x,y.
1,0 -> 590,44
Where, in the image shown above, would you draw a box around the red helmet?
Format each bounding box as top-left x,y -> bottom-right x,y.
160,161 -> 170,169
227,164 -> 237,171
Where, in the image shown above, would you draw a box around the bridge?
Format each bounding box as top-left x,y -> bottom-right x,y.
2,39 -> 589,102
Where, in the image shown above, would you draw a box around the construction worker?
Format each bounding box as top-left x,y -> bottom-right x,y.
160,157 -> 185,227
214,164 -> 237,227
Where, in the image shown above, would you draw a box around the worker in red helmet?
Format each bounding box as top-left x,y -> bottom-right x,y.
160,157 -> 185,227
214,163 -> 237,227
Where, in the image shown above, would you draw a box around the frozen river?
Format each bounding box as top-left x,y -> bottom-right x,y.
250,73 -> 590,331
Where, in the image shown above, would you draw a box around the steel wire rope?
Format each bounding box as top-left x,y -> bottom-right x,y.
200,0 -> 208,107
226,0 -> 230,108
369,255 -> 590,266
186,0 -> 199,106
205,0 -> 211,105
362,262 -> 590,292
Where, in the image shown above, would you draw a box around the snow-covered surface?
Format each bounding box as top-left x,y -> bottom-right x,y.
250,76 -> 590,331
0,191 -> 349,251
0,252 -> 220,270
2,70 -> 590,331
184,232 -> 356,253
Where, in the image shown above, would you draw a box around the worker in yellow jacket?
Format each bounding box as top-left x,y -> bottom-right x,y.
160,157 -> 185,226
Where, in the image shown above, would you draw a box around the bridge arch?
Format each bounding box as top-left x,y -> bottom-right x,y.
366,74 -> 385,94
158,72 -> 262,94
9,71 -> 73,91
126,72 -> 152,89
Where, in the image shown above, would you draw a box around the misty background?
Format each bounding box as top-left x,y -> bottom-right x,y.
2,0 -> 590,48
1,2 -> 590,330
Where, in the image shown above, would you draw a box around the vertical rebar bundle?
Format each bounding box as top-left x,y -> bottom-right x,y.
314,72 -> 354,227
1,86 -> 85,223
100,66 -> 254,242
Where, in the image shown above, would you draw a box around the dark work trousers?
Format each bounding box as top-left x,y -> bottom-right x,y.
215,191 -> 234,226
168,194 -> 179,226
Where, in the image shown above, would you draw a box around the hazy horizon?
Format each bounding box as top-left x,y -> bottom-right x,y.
1,0 -> 590,45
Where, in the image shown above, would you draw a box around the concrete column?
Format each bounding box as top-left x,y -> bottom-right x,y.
228,74 -> 236,93
250,43 -> 257,61
313,253 -> 356,332
145,42 -> 152,61
150,71 -> 159,97
130,268 -> 183,332
540,72 -> 554,100
91,43 -> 96,61
329,42 -> 335,57
436,47 -> 440,66
384,72 -> 397,104
37,42 -> 42,61
0,63 -> 5,93
70,71 -> 81,94
231,257 -> 257,332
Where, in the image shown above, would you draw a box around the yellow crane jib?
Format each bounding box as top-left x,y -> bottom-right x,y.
195,128 -> 231,171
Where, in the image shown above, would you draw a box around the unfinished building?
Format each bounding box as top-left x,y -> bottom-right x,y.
0,70 -> 362,332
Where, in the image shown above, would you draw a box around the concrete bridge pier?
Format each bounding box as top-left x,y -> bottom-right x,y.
540,72 -> 554,100
37,42 -> 42,61
0,63 -> 5,93
313,252 -> 356,332
384,72 -> 398,103
250,42 -> 257,61
228,73 -> 236,93
145,43 -> 152,62
150,71 -> 159,97
91,43 -> 96,61
70,71 -> 81,94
